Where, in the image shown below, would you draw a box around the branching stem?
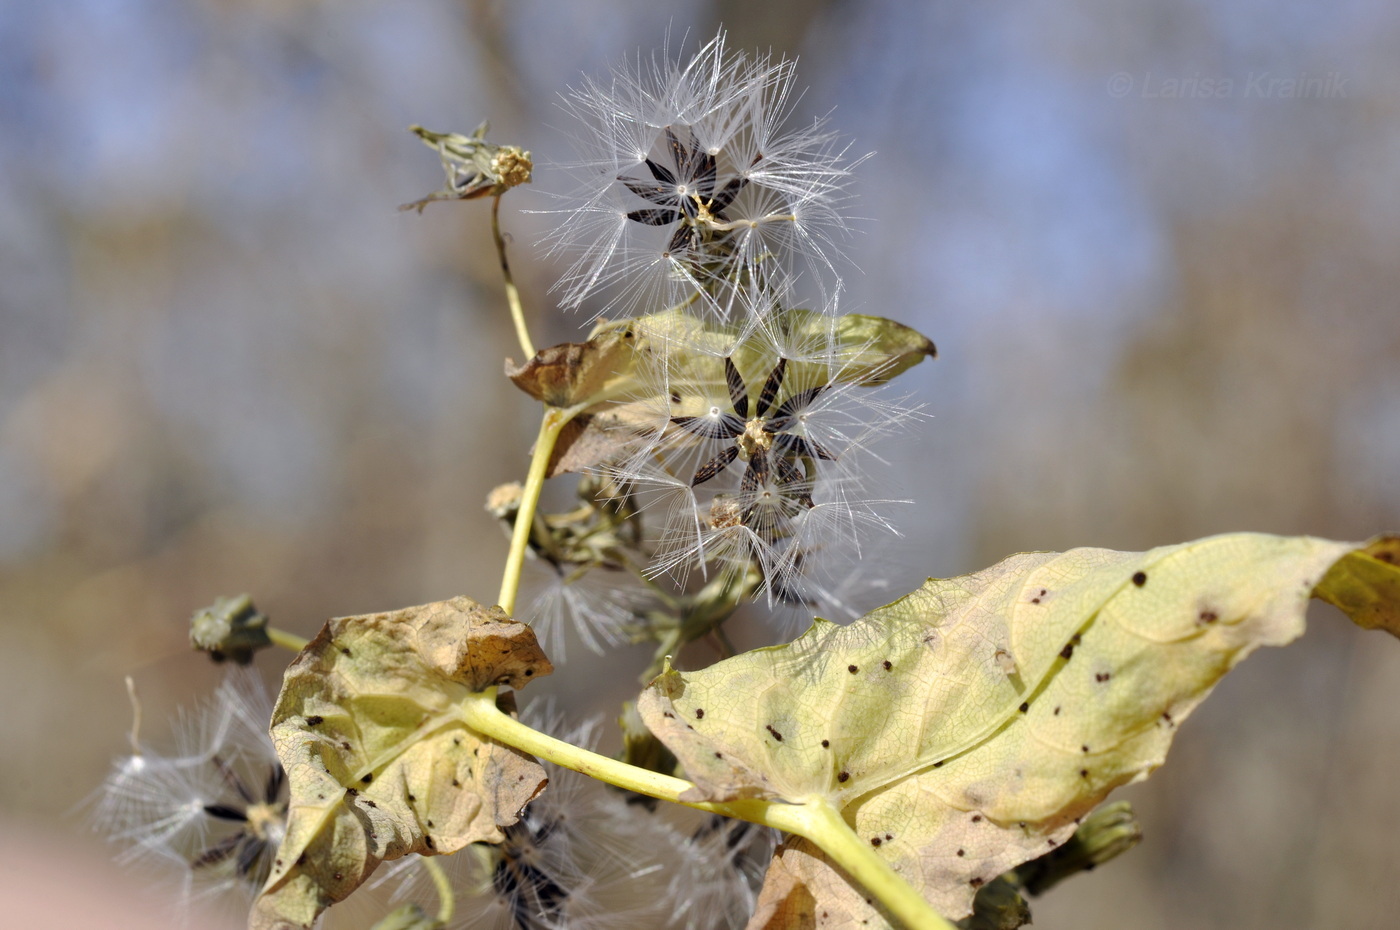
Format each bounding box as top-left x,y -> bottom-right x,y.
458,690 -> 952,930
794,797 -> 955,930
496,407 -> 578,614
492,193 -> 535,361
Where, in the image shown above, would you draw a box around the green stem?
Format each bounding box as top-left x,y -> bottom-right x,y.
461,689 -> 700,804
457,690 -> 951,929
793,797 -> 955,930
418,856 -> 455,925
492,193 -> 534,361
267,626 -> 309,653
460,689 -> 780,828
496,407 -> 575,614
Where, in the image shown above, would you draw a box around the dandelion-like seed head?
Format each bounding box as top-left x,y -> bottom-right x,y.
603,305 -> 923,603
92,669 -> 287,918
546,30 -> 859,323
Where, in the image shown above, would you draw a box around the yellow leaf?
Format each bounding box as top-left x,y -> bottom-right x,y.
251,597 -> 550,930
641,533 -> 1377,926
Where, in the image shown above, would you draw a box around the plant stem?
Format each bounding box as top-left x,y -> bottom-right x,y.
267,626 -> 309,653
460,688 -> 696,800
791,797 -> 955,930
492,193 -> 534,361
419,856 -> 455,925
496,407 -> 574,614
458,690 -> 951,929
461,689 -> 779,826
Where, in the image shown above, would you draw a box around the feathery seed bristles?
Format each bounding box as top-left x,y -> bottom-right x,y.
92,669 -> 287,920
595,305 -> 923,602
519,558 -> 653,659
377,707 -> 759,929
667,816 -> 776,930
544,31 -> 859,323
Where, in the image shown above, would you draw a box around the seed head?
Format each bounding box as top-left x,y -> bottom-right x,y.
92,669 -> 287,920
546,30 -> 860,323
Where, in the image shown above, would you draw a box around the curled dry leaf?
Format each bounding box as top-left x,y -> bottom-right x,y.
252,596 -> 551,930
640,533 -> 1399,927
545,403 -> 658,477
505,329 -> 640,408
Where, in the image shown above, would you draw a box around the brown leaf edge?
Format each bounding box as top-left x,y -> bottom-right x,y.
250,597 -> 551,930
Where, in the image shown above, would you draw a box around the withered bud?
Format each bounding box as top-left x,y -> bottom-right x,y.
189,593 -> 272,664
401,122 -> 532,212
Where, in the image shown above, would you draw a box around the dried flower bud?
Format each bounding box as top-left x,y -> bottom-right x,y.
189,593 -> 271,665
1012,801 -> 1143,896
401,122 -> 532,212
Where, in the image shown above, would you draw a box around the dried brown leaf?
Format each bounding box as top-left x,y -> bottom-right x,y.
251,597 -> 551,930
505,330 -> 638,408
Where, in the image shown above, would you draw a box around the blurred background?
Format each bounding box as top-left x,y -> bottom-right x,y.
3,0 -> 1399,927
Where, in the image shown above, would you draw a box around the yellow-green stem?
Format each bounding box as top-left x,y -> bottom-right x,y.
458,690 -> 951,929
267,626 -> 309,653
496,408 -> 574,614
460,689 -> 765,820
795,797 -> 955,930
492,193 -> 534,361
418,856 -> 455,925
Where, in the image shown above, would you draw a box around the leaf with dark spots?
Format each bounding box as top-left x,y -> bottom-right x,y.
251,596 -> 550,930
640,533 -> 1396,927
